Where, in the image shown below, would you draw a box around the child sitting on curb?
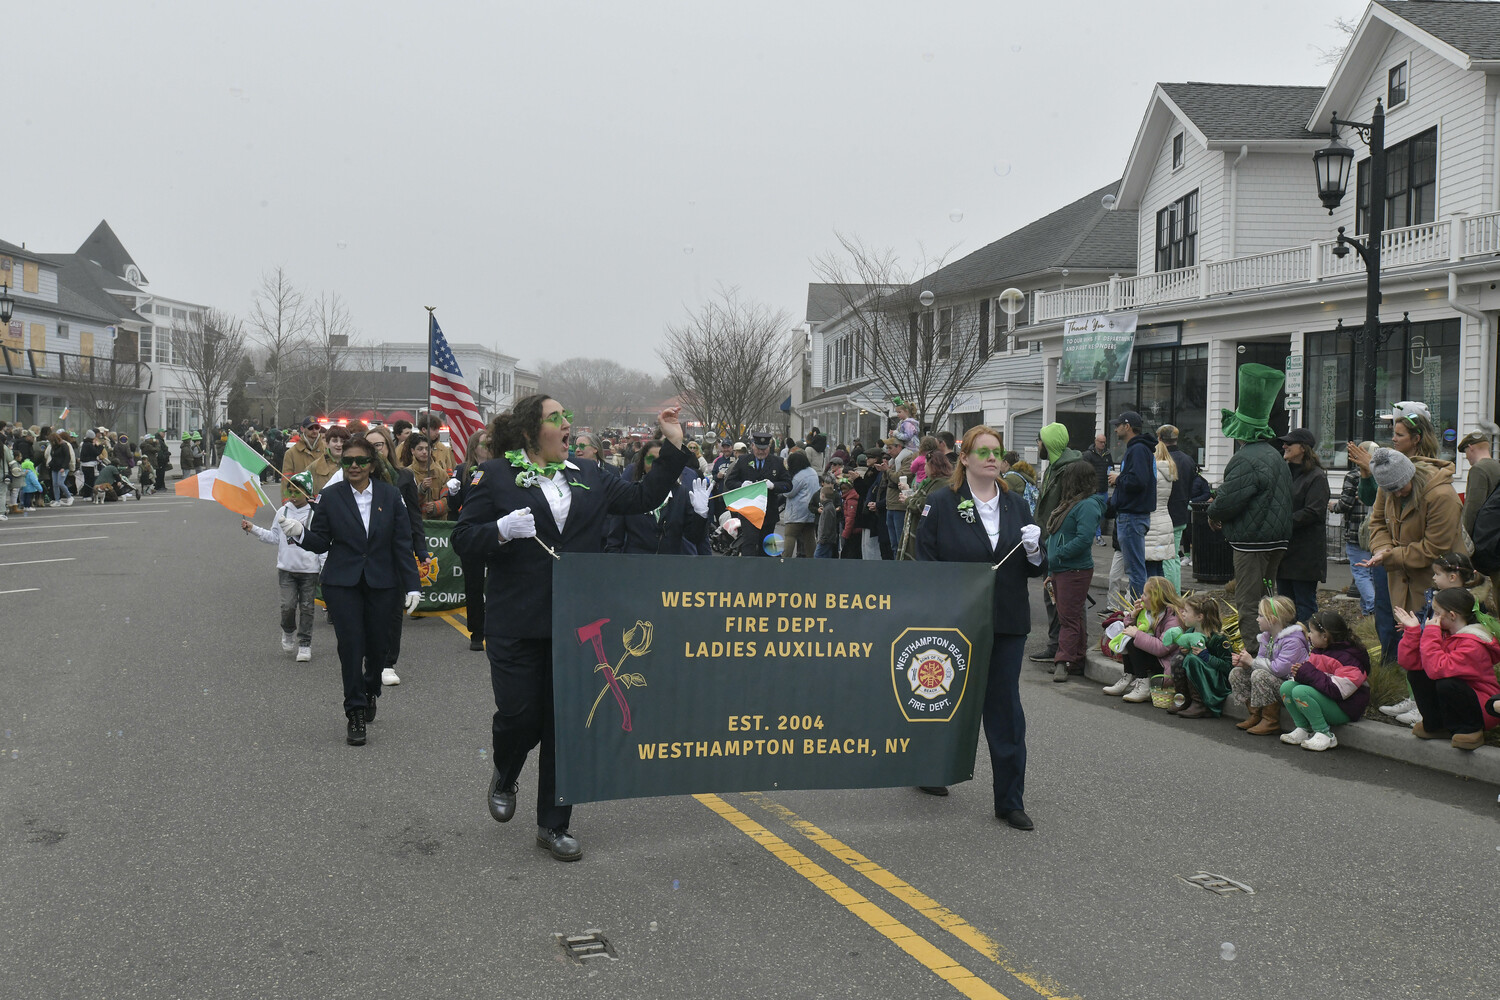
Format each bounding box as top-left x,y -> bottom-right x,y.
1104,576 -> 1184,704
1395,589 -> 1500,751
1279,610 -> 1371,751
1230,595 -> 1308,736
1171,594 -> 1234,719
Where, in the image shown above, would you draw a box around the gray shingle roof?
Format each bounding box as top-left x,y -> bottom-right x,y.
40,254 -> 136,324
806,284 -> 885,324
76,220 -> 146,285
1376,0 -> 1500,60
917,181 -> 1137,297
1159,83 -> 1326,142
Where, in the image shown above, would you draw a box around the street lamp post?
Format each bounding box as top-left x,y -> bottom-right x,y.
1312,99 -> 1389,443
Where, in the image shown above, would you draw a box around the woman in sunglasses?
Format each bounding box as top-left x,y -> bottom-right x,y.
914,425 -> 1046,831
279,436 -> 423,747
452,394 -> 690,862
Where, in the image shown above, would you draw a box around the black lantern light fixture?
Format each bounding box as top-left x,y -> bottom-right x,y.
1312,134 -> 1355,214
0,282 -> 13,326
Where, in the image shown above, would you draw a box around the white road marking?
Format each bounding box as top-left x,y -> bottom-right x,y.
0,587 -> 41,594
0,537 -> 108,548
0,521 -> 140,532
0,558 -> 76,567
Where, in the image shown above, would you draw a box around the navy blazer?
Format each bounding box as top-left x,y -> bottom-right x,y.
915,481 -> 1046,636
605,467 -> 709,555
297,479 -> 422,592
451,439 -> 691,638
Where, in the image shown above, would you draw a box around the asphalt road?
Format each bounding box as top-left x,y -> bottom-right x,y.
3,495 -> 1498,1000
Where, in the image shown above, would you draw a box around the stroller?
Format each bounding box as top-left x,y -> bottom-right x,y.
708,511 -> 742,556
92,462 -> 137,503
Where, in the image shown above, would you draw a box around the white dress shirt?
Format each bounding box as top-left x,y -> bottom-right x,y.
352,481 -> 374,533
974,490 -> 1001,547
537,469 -> 573,533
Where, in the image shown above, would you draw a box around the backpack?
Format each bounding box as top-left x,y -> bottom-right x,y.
1021,478 -> 1039,517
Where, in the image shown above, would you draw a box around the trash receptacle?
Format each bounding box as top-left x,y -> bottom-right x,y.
1190,499 -> 1234,585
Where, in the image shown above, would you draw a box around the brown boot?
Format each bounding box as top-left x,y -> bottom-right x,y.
1247,701 -> 1281,735
1236,705 -> 1262,731
1412,722 -> 1453,740
1178,680 -> 1211,718
1450,730 -> 1484,751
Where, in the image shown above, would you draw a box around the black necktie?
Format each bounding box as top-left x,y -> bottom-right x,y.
757,460 -> 763,470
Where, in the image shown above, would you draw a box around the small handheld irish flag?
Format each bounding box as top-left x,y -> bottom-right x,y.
721,480 -> 769,529
175,431 -> 270,517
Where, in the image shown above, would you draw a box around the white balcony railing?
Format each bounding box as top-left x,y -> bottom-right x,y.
1034,211 -> 1500,323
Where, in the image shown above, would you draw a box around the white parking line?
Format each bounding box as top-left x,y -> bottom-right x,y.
0,558 -> 75,567
0,521 -> 139,532
0,537 -> 108,548
0,587 -> 41,594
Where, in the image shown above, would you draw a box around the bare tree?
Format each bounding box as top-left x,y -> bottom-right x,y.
247,267 -> 309,427
175,308 -> 248,437
811,232 -> 992,431
658,286 -> 799,438
292,290 -> 361,416
537,357 -> 661,433
1312,15 -> 1359,66
54,352 -> 153,433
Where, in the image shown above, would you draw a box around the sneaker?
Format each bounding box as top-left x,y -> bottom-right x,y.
1121,678 -> 1153,703
381,667 -> 400,686
1102,673 -> 1136,696
281,632 -> 296,653
1280,727 -> 1311,745
1380,697 -> 1417,717
1395,707 -> 1423,726
1302,731 -> 1338,751
296,646 -> 311,662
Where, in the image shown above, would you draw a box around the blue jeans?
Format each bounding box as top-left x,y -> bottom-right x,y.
886,510 -> 906,557
1373,565 -> 1396,666
1115,511 -> 1150,596
1346,542 -> 1375,614
814,542 -> 836,559
50,469 -> 71,501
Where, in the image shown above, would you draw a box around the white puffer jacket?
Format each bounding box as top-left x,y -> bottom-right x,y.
1144,460 -> 1178,562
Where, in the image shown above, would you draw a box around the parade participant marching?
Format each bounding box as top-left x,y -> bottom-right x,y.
452,396 -> 691,862
277,436 -> 422,746
604,438 -> 711,555
363,424 -> 436,680
915,425 -> 1046,830
723,431 -> 792,556
243,470 -> 324,662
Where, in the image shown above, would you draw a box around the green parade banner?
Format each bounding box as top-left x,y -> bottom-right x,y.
314,519 -> 469,614
551,554 -> 996,805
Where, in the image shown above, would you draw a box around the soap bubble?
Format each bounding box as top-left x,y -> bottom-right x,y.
921,52 -> 934,63
479,749 -> 487,758
259,200 -> 269,209
682,246 -> 694,255
918,290 -> 935,307
1010,44 -> 1022,52
1173,693 -> 1186,708
993,162 -> 1013,177
762,533 -> 785,557
9,750 -> 16,760
649,920 -> 659,932
948,211 -> 964,223
672,879 -> 680,890
1220,943 -> 1236,961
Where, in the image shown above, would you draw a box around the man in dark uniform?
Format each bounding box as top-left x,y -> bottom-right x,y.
725,431 -> 792,556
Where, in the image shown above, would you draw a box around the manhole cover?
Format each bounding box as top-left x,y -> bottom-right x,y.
556,930 -> 618,962
1177,871 -> 1255,896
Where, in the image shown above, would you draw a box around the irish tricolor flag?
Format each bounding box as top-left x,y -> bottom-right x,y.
175,432 -> 270,517
721,480 -> 769,529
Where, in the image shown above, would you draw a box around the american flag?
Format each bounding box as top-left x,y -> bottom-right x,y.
428,314 -> 486,463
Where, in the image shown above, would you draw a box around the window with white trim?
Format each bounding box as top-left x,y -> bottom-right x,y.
1388,62 -> 1407,106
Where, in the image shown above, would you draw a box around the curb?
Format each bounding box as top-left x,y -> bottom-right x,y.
1080,650 -> 1500,788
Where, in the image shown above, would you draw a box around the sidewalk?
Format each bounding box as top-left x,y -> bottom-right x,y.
1076,648 -> 1500,788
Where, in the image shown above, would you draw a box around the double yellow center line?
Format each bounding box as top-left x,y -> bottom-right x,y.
695,792 -> 1077,1000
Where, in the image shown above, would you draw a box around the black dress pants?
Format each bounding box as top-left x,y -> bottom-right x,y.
461,556 -> 486,638
1407,667 -> 1485,733
488,636 -> 570,830
983,634 -> 1027,813
322,577 -> 400,712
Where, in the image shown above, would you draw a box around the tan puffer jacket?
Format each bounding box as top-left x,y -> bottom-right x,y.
1367,456 -> 1461,612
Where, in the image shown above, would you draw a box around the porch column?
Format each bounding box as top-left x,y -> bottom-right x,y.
1042,356 -> 1059,426
1204,338 -> 1237,479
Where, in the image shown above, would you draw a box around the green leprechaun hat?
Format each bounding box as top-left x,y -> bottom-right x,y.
1221,363 -> 1285,443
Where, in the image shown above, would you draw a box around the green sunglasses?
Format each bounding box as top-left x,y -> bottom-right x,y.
341,456 -> 373,468
543,409 -> 575,427
968,446 -> 1003,460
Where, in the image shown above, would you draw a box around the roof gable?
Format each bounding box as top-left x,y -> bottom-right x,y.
77,220 -> 146,286
1375,1 -> 1500,62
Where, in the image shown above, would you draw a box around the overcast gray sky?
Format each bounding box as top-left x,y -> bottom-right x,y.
11,0 -> 1358,369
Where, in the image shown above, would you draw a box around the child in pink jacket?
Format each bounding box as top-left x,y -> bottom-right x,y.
1279,610 -> 1370,752
1395,588 -> 1500,751
1109,577 -> 1183,705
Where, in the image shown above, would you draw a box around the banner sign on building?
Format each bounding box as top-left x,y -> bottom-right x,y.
1059,313 -> 1139,383
550,555 -> 996,805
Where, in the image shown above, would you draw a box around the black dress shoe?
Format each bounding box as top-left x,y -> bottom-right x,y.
1029,647 -> 1058,664
536,826 -> 582,861
998,809 -> 1034,831
346,709 -> 366,746
487,770 -> 517,823
917,785 -> 950,796
363,695 -> 377,724
470,636 -> 485,651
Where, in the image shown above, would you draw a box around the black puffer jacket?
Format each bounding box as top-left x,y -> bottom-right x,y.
1330,470 -> 1366,546
1279,459 -> 1330,581
1206,440 -> 1292,551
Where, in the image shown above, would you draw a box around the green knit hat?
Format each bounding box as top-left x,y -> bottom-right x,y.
1038,422 -> 1070,463
289,470 -> 316,497
1221,363 -> 1285,443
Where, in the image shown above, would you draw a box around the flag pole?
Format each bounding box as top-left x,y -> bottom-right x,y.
424,306 -> 436,433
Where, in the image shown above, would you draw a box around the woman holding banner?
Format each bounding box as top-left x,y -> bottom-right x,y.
452,395 -> 690,862
915,425 -> 1046,831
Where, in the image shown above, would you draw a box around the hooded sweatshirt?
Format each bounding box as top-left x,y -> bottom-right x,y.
1034,421 -> 1083,533
1397,621 -> 1500,729
1293,639 -> 1372,719
248,501 -> 326,574
1109,432 -> 1158,515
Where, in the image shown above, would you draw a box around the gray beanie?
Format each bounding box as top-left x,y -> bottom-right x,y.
1370,447 -> 1415,492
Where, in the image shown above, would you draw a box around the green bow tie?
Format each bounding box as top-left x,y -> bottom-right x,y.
506,450 -> 565,484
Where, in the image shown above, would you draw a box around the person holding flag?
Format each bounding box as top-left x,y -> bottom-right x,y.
242,470 -> 324,663
723,431 -> 792,556
175,431 -> 273,516
452,395 -> 690,862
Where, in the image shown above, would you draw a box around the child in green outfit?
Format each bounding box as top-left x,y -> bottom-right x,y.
1171,593 -> 1234,718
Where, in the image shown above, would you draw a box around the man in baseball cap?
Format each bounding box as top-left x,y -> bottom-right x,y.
1460,430 -> 1500,539
1112,410 -> 1144,432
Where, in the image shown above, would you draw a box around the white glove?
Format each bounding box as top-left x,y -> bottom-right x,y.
1020,524 -> 1043,565
497,508 -> 536,542
690,479 -> 710,517
276,512 -> 303,539
404,591 -> 421,615
446,478 -> 461,494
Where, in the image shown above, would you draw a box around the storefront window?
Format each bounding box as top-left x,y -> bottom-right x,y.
1303,318 -> 1459,465
1105,344 -> 1208,464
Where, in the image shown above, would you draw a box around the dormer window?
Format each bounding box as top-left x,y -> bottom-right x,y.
1388,62 -> 1407,106
1171,133 -> 1185,170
